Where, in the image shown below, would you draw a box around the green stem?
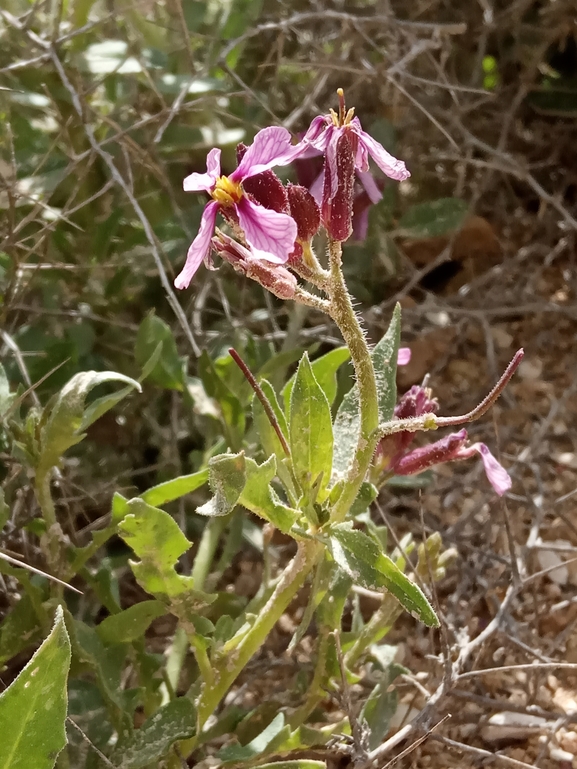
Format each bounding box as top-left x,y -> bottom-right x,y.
344,596 -> 401,668
35,471 -> 62,578
195,539 -> 323,731
162,516 -> 229,704
327,239 -> 379,523
289,630 -> 331,728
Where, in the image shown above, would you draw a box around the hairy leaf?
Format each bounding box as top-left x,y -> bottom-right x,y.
289,354 -> 333,500
0,606 -> 71,769
329,524 -> 438,626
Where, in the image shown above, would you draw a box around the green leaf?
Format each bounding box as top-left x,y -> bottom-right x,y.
37,371 -> 141,476
78,385 -> 136,433
114,698 -> 196,768
0,591 -> 44,666
289,354 -> 333,500
135,313 -> 185,391
361,650 -> 408,749
349,482 -> 378,519
316,562 -> 353,629
0,363 -> 15,416
252,379 -> 289,462
71,620 -> 127,714
111,491 -> 130,522
96,600 -> 166,644
360,682 -> 398,750
0,606 -> 71,769
197,452 -> 246,517
217,713 -> 286,763
198,351 -> 245,438
119,498 -> 192,601
329,524 -> 438,627
240,456 -> 299,534
141,468 -> 208,507
283,347 -> 350,411
398,198 -> 468,238
332,306 -> 400,478
373,303 -> 401,423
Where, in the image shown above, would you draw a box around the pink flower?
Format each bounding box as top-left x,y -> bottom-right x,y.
302,111 -> 410,193
300,90 -> 410,243
397,348 -> 411,366
453,442 -> 512,496
392,429 -> 512,497
175,127 -> 301,289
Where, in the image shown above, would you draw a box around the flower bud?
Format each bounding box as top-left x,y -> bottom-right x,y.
393,429 -> 468,476
246,261 -> 297,300
321,129 -> 356,242
287,183 -> 320,243
236,142 -> 289,214
212,232 -> 297,300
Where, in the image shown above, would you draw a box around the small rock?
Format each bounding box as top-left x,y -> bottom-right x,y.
481,711 -> 547,742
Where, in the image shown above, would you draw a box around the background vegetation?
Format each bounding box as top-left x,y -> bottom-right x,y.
1,0 -> 576,767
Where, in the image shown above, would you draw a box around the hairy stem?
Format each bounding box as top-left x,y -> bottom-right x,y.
35,471 -> 62,579
194,539 -> 323,732
327,239 -> 379,522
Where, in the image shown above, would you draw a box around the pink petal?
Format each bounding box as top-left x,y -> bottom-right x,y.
324,127 -> 341,201
310,170 -> 324,204
351,118 -> 370,172
302,115 -> 331,147
354,124 -> 410,182
174,201 -> 219,289
471,443 -> 512,496
232,126 -> 303,182
357,169 -> 383,204
183,148 -> 221,192
352,207 -> 369,241
235,197 -> 297,264
397,348 -> 411,366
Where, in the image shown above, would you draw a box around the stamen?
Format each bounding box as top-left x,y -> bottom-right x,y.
212,175 -> 242,206
337,87 -> 346,125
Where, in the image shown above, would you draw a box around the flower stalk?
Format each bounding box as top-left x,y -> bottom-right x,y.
326,238 -> 380,523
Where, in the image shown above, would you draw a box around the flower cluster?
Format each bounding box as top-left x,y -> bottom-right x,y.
373,384 -> 512,496
174,89 -> 409,290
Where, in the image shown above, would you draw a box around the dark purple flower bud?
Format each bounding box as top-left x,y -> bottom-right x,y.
393,429 -> 468,476
236,142 -> 289,214
378,385 -> 440,462
394,385 -> 439,420
321,128 -> 356,242
287,183 -> 320,243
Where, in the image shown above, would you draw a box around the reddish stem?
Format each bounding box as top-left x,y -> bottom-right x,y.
435,349 -> 524,428
228,348 -> 290,456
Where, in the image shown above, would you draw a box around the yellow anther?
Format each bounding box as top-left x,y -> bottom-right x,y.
211,176 -> 242,206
